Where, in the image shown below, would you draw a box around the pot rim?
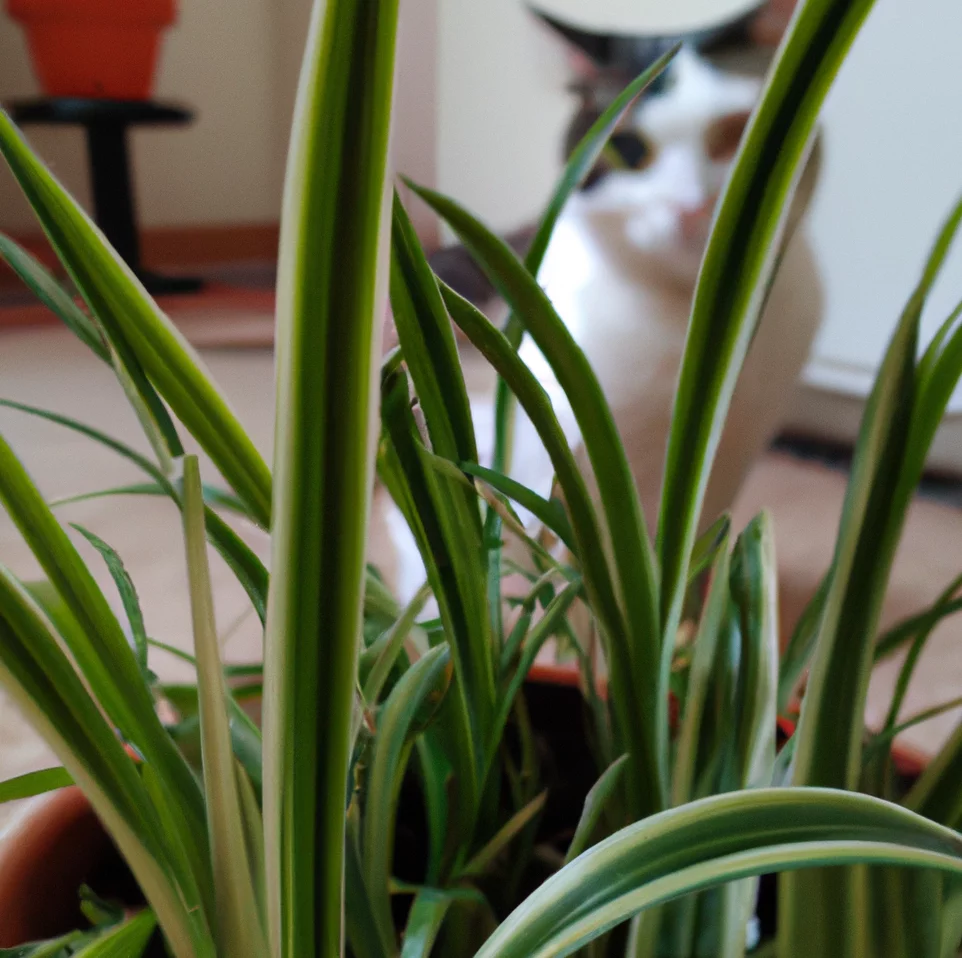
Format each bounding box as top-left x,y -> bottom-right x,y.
525,660 -> 931,778
5,0 -> 176,27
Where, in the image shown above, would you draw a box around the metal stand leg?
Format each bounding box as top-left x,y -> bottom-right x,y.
84,122 -> 203,296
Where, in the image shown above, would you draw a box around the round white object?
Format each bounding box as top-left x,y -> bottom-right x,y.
528,0 -> 763,35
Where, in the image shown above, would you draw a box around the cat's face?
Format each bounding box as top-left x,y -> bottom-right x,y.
540,0 -> 797,283
574,48 -> 761,282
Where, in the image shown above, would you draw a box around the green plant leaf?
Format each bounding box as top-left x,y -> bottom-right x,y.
0,931 -> 86,957
413,182 -> 663,818
391,192 -> 477,465
716,514 -> 779,958
490,579 -> 582,756
0,399 -> 270,623
777,571 -> 830,713
474,789 -> 962,958
783,191 -> 962,958
790,296 -> 922,790
656,0 -> 880,675
439,284 -> 652,819
565,755 -> 628,866
780,291 -> 918,957
78,883 -> 125,927
107,344 -> 183,474
687,514 -> 732,586
0,429 -> 209,861
72,910 -> 157,957
660,545 -> 733,958
140,762 -> 213,937
461,791 -> 547,879
0,113 -> 272,526
500,569 -> 564,673
890,221 -> 962,505
400,889 -> 453,958
864,867 -> 944,958
201,507 -> 269,627
71,524 -> 149,675
0,233 -> 183,467
796,197 -> 962,788
380,368 -> 487,820
907,720 -> 962,830
52,481 -> 251,517
261,0 -> 400,952
0,396 -> 180,498
360,581 -> 432,705
22,579 -> 88,660
728,513 -> 779,792
482,46 -> 678,653
345,805 -> 391,958
0,567 -> 212,957
881,573 -> 962,739
490,45 -> 679,474
672,546 -> 731,807
0,766 -> 73,804
181,456 -> 266,957
0,232 -> 107,360
468,477 -> 569,575
869,696 -> 962,755
236,757 -> 267,917
458,461 -> 575,551
0,233 -> 183,471
363,644 -> 451,955
876,593 -> 962,663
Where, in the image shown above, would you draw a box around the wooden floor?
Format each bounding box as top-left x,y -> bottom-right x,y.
0,317 -> 960,831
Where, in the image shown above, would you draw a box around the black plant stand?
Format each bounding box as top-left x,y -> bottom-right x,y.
9,98 -> 203,296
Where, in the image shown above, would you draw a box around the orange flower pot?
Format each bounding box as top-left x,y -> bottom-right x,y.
0,788 -> 112,945
6,0 -> 177,100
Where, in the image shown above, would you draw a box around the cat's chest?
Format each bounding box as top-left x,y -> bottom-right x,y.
533,211 -> 691,408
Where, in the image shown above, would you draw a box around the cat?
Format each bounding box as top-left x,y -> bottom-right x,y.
380,0 -> 823,604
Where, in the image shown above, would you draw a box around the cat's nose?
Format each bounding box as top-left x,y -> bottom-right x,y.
679,201 -> 714,241
658,145 -> 708,211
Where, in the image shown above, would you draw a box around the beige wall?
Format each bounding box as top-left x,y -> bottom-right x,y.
437,0 -> 569,234
0,0 -> 438,236
0,0 -> 284,232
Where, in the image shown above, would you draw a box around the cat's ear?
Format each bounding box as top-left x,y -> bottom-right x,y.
746,0 -> 799,46
531,8 -> 610,79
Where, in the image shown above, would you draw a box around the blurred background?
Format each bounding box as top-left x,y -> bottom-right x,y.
1,0 -> 962,793
3,0 -> 962,453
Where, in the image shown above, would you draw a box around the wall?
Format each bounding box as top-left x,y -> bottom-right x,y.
0,0 -> 437,238
0,0 -> 284,233
434,0 -> 962,446
802,0 -> 962,411
8,0 -> 962,434
437,0 -> 570,235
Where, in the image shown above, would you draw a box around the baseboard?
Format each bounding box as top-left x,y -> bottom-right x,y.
142,223 -> 280,267
787,355 -> 962,476
0,222 -> 281,289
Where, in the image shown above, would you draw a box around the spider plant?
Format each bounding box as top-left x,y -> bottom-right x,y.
1,0 -> 962,957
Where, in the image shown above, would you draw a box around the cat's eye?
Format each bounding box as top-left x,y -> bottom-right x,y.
608,131 -> 654,170
704,110 -> 752,162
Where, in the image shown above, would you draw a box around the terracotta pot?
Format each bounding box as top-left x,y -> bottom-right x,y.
0,787 -> 113,945
0,679 -> 931,948
6,0 -> 177,100
526,661 -> 930,778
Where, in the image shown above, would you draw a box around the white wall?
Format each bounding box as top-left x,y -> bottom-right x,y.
803,0 -> 962,409
437,0 -> 570,234
0,0 -> 438,236
8,0 -> 962,430
436,0 -> 962,423
0,0 -> 284,232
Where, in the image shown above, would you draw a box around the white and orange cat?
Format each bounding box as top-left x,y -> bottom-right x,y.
381,1 -> 822,602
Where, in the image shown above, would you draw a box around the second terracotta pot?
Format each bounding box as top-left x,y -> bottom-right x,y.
6,0 -> 177,100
